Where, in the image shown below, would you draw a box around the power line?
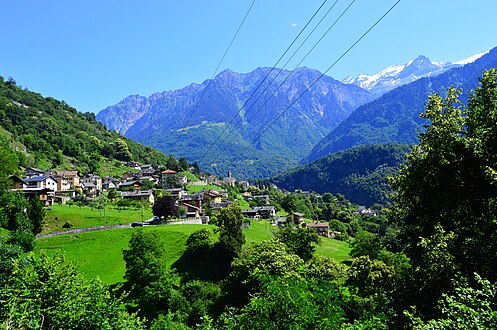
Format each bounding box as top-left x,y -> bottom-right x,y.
169,0 -> 256,151
198,0 -> 330,163
226,0 -> 402,168
210,0 -> 356,162
204,0 -> 344,165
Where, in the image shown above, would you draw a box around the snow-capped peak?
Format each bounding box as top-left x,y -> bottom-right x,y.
342,51 -> 487,98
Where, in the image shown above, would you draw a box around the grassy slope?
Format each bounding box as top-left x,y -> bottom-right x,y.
36,211 -> 350,285
43,204 -> 153,234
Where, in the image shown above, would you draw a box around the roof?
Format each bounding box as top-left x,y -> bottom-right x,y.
22,175 -> 54,182
55,170 -> 79,177
119,180 -> 142,187
162,169 -> 177,174
121,189 -> 154,197
307,222 -> 329,228
293,212 -> 305,217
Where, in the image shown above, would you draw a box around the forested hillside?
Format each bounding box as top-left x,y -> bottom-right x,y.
272,144 -> 411,206
0,76 -> 166,172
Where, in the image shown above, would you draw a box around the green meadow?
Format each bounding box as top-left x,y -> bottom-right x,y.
35,209 -> 351,284
43,204 -> 153,234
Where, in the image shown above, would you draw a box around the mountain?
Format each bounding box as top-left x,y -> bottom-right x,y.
0,76 -> 167,172
342,52 -> 486,98
271,144 -> 411,206
97,67 -> 373,179
304,47 -> 497,163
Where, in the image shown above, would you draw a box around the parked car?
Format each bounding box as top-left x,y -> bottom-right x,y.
131,222 -> 143,227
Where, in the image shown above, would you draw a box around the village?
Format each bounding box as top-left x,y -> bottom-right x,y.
8,162 -> 356,237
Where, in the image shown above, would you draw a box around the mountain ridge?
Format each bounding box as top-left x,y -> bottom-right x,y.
97,66 -> 373,179
305,47 -> 497,163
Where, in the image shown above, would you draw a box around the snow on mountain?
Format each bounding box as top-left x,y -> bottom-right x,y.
342,51 -> 487,98
453,51 -> 488,65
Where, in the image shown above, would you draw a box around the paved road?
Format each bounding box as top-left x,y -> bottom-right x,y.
36,224 -> 131,239
36,218 -> 205,239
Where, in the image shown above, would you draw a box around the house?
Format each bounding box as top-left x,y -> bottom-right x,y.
164,188 -> 186,199
179,193 -> 202,214
253,195 -> 270,202
118,180 -> 143,190
24,167 -> 47,178
52,174 -> 71,191
82,174 -> 102,191
124,161 -> 141,169
180,202 -> 202,219
242,209 -> 260,219
161,169 -> 179,189
16,175 -> 57,206
120,189 -> 155,205
22,175 -> 58,190
256,206 -> 276,219
210,201 -> 234,214
224,177 -> 236,187
241,206 -> 276,219
306,222 -> 330,237
102,176 -> 119,190
54,171 -> 81,190
17,188 -> 55,206
202,189 -> 222,204
239,180 -> 250,189
292,212 -> 305,224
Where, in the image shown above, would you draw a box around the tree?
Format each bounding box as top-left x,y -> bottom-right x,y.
389,69 -> 497,317
349,230 -> 383,260
178,157 -> 189,172
185,228 -> 213,259
0,252 -> 144,329
215,204 -> 245,269
114,138 -> 132,161
224,240 -> 304,308
274,226 -> 320,261
233,275 -> 346,330
152,194 -> 177,219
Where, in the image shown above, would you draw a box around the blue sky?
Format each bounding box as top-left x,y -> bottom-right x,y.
1,0 -> 496,113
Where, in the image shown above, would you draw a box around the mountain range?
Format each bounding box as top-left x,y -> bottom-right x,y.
305,47 -> 497,163
97,48 -> 496,180
97,67 -> 373,179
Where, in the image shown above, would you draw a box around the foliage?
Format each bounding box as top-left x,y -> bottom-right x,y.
274,226 -> 320,261
0,252 -> 144,329
152,194 -> 177,219
224,240 -> 304,308
408,274 -> 497,329
232,274 -> 346,330
349,230 -> 383,260
390,69 -> 497,317
0,75 -> 167,172
273,144 -> 411,206
185,228 -> 213,259
214,204 -> 245,271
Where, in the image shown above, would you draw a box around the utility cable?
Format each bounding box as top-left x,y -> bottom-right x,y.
210,0 -> 356,162
198,0 -> 329,163
204,0 -> 344,165
225,0 -> 402,167
169,0 -> 256,151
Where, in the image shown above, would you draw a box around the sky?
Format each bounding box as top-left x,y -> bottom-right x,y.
1,0 -> 496,114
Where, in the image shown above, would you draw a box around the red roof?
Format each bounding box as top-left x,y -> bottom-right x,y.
162,170 -> 177,174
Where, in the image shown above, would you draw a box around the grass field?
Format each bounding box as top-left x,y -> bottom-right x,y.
185,184 -> 222,193
43,204 -> 153,234
35,219 -> 350,284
